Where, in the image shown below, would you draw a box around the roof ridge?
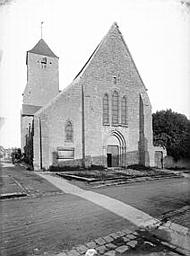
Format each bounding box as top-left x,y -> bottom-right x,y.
73,22 -> 123,80
27,38 -> 58,58
74,22 -> 147,90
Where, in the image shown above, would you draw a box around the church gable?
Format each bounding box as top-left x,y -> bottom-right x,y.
30,23 -> 155,170
75,23 -> 146,91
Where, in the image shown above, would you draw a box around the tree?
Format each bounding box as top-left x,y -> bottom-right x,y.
152,109 -> 190,160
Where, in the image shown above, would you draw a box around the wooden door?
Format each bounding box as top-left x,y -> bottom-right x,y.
155,151 -> 163,168
107,145 -> 119,167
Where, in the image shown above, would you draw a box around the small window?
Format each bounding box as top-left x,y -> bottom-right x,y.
103,94 -> 109,125
121,96 -> 127,125
112,91 -> 119,125
65,121 -> 73,142
113,76 -> 117,84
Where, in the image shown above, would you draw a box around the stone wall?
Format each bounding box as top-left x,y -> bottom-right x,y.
33,81 -> 83,170
79,23 -> 154,167
20,115 -> 33,151
23,52 -> 59,106
22,49 -> 59,156
164,156 -> 190,169
33,23 -> 155,170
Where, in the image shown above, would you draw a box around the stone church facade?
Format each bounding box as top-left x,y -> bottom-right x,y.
21,23 -> 157,170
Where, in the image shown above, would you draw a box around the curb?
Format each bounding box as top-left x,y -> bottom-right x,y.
53,227 -> 183,256
0,192 -> 27,199
150,221 -> 190,255
91,175 -> 183,188
54,228 -> 139,256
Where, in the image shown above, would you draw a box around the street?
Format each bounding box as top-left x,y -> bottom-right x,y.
92,178 -> 190,222
1,163 -> 190,256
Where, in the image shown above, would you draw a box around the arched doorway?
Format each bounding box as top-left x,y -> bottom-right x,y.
105,130 -> 126,167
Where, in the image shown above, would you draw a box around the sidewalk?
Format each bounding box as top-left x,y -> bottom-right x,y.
1,163 -> 188,256
38,173 -> 189,256
38,173 -> 160,229
0,162 -> 63,198
0,162 -> 138,255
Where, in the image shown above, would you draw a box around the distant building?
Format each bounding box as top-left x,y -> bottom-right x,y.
0,146 -> 15,160
21,23 -> 160,170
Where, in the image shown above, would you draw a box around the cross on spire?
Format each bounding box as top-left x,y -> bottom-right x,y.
41,21 -> 44,39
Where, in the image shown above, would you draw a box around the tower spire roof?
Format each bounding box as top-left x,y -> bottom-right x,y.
27,39 -> 58,58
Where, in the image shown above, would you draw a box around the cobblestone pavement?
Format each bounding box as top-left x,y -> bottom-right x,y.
1,163 -> 188,256
0,163 -> 136,256
0,162 -> 63,197
55,228 -> 180,256
39,173 -> 189,256
0,175 -> 25,195
169,209 -> 190,229
38,172 -> 160,229
39,173 -> 190,256
90,178 -> 190,221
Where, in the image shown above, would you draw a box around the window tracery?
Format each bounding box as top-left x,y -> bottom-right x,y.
112,91 -> 119,125
103,94 -> 109,125
65,121 -> 73,141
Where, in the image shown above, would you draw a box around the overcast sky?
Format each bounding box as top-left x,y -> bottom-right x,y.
0,0 -> 190,148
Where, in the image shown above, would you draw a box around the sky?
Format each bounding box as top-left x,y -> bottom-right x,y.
0,0 -> 190,148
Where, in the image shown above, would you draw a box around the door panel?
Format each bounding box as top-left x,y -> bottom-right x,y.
155,151 -> 163,168
107,154 -> 112,167
107,145 -> 119,167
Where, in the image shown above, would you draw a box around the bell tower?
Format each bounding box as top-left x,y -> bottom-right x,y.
23,38 -> 59,106
21,37 -> 59,152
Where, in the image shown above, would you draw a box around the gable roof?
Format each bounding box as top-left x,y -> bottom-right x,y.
22,104 -> 42,116
74,22 -> 147,90
74,22 -> 122,80
27,39 -> 58,58
35,22 -> 147,117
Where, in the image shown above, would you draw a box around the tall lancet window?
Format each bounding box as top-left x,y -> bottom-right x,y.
112,91 -> 119,125
103,94 -> 109,125
121,96 -> 127,125
65,121 -> 73,142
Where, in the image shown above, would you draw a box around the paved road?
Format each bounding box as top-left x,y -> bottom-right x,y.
1,164 -> 189,256
92,178 -> 190,220
0,164 -> 135,256
2,193 -> 137,256
69,174 -> 190,228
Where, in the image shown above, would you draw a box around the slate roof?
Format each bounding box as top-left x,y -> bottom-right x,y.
27,39 -> 58,58
22,104 -> 42,116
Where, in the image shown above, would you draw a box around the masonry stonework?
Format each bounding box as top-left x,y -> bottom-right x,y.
33,81 -> 83,170
22,23 -> 156,170
21,39 -> 59,156
23,52 -> 59,106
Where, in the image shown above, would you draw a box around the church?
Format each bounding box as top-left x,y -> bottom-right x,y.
21,23 -> 161,171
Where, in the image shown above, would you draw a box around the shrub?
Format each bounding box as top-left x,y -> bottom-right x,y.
127,164 -> 154,171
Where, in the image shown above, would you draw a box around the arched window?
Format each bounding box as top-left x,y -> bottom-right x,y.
121,96 -> 127,125
65,121 -> 73,142
103,94 -> 109,125
112,91 -> 119,125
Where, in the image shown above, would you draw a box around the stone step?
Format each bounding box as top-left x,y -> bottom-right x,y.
91,174 -> 182,187
56,171 -> 181,186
